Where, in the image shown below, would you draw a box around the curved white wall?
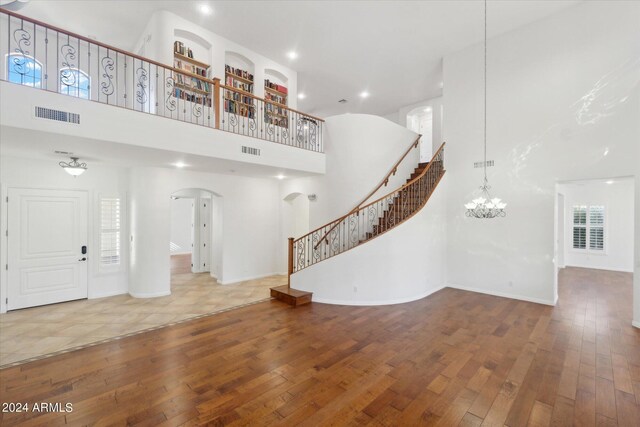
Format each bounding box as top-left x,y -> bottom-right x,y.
279,113 -> 420,270
290,182 -> 447,305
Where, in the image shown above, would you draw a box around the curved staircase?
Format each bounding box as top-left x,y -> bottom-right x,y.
271,139 -> 446,306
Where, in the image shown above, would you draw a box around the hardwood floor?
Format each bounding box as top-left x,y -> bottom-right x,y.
0,267 -> 638,426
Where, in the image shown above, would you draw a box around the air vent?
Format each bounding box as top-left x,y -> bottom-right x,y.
474,160 -> 494,168
241,146 -> 260,156
54,150 -> 74,155
34,106 -> 80,124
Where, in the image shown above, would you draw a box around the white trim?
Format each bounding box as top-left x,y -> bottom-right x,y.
219,272 -> 286,285
562,263 -> 633,273
128,290 -> 171,298
170,251 -> 192,256
0,183 -> 7,314
446,284 -> 556,306
309,285 -> 446,306
632,320 -> 640,329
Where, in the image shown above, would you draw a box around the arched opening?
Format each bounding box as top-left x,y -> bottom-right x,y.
406,105 -> 433,162
170,188 -> 223,289
280,192 -> 310,271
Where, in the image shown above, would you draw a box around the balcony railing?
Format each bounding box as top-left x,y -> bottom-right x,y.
0,8 -> 324,152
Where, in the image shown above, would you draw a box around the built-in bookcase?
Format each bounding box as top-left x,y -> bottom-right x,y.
173,41 -> 211,106
264,79 -> 288,127
224,65 -> 255,118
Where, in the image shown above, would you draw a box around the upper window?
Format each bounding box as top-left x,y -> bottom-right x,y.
59,68 -> 90,99
100,197 -> 121,268
572,205 -> 604,252
7,54 -> 42,88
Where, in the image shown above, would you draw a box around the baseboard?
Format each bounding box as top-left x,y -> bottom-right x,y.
310,285 -> 446,306
219,272 -> 286,285
446,284 -> 556,306
632,320 -> 640,329
129,290 -> 171,298
563,264 -> 634,273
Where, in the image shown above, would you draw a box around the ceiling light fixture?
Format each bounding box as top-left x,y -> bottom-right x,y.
286,51 -> 298,60
59,157 -> 87,177
199,4 -> 213,15
424,107 -> 432,112
465,0 -> 506,219
174,162 -> 187,168
276,174 -> 286,180
298,93 -> 306,100
359,91 -> 370,99
606,180 -> 615,184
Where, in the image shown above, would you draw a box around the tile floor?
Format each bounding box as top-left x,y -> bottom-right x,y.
0,273 -> 285,367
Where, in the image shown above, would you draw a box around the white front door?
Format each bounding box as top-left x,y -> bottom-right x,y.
7,188 -> 88,310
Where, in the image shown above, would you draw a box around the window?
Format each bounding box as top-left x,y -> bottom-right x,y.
59,68 -> 90,99
7,54 -> 42,88
100,197 -> 121,267
572,205 -> 604,252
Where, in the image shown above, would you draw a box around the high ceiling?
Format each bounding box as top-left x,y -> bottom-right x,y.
14,0 -> 581,117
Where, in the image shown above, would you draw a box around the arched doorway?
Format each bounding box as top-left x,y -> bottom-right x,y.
170,188 -> 223,286
280,192 -> 310,271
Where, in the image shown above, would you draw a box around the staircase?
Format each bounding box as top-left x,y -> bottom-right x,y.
271,139 -> 446,307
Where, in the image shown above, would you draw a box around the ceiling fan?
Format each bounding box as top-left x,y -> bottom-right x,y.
0,0 -> 29,11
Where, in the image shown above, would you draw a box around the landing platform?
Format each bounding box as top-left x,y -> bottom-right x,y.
270,285 -> 313,307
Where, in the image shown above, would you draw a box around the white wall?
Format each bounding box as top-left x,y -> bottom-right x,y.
133,10 -> 298,108
0,155 -> 129,312
384,96 -> 444,157
128,166 -> 282,299
559,179 -> 634,272
291,182 -> 447,305
443,2 -> 640,308
170,197 -> 193,254
278,114 -> 419,269
0,82 -> 325,176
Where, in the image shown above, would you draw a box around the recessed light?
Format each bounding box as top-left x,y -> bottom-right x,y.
606,180 -> 614,184
603,148 -> 609,156
174,162 -> 187,168
439,81 -> 444,88
199,4 -> 212,15
298,93 -> 306,100
286,51 -> 298,60
276,174 -> 286,180
423,107 -> 432,112
360,91 -> 370,99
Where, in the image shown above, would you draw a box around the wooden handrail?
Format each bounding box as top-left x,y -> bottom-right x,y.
1,7 -> 324,123
357,142 -> 446,212
310,135 -> 422,248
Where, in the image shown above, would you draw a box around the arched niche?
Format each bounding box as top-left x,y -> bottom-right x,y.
173,29 -> 212,62
225,51 -> 255,75
264,68 -> 288,87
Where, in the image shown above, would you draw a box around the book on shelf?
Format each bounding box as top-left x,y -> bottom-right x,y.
224,99 -> 255,119
264,79 -> 288,95
173,41 -> 194,59
173,88 -> 212,107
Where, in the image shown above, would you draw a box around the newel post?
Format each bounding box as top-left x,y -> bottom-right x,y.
213,77 -> 221,129
287,237 -> 294,290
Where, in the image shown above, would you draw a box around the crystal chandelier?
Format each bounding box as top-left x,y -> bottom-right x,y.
59,157 -> 87,176
465,0 -> 506,219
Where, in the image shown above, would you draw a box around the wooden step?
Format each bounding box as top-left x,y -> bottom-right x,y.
270,285 -> 312,307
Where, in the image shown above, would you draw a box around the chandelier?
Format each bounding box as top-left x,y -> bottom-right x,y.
465,0 -> 506,219
59,157 -> 87,176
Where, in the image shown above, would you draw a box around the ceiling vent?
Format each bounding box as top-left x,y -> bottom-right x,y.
54,150 -> 74,155
34,106 -> 80,124
241,146 -> 260,156
474,160 -> 494,168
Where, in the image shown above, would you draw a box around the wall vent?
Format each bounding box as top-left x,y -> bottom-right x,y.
473,160 -> 494,168
34,106 -> 80,124
241,146 -> 260,156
